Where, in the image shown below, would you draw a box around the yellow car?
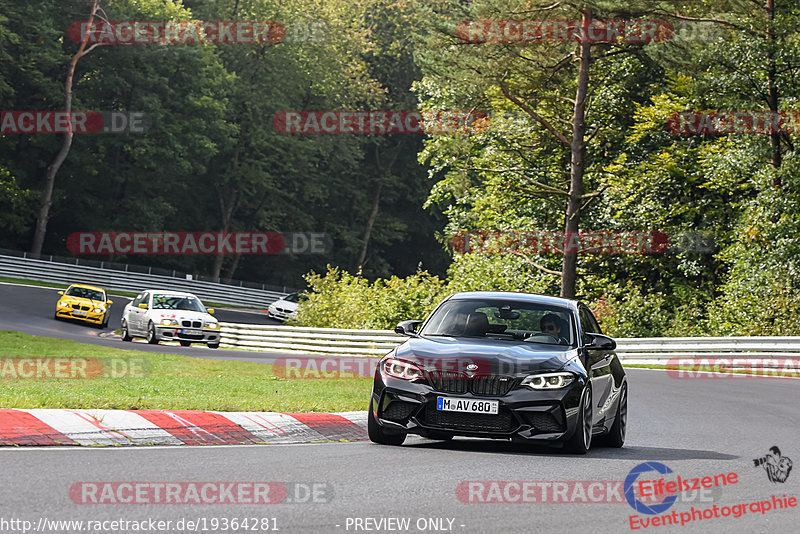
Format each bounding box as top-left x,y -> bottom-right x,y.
54,283 -> 113,328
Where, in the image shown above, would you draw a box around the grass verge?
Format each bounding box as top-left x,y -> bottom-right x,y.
0,331 -> 372,412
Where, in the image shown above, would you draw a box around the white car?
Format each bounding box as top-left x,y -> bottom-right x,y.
266,292 -> 301,322
121,290 -> 221,348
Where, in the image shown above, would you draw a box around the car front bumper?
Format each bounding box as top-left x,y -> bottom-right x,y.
267,308 -> 296,321
371,373 -> 586,443
154,325 -> 220,344
55,307 -> 105,324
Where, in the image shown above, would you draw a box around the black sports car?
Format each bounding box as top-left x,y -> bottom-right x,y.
368,291 -> 627,453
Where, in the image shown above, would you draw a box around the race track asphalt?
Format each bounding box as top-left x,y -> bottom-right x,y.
1,282 -> 798,533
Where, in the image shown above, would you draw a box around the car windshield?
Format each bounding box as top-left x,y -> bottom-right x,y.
66,286 -> 105,301
420,299 -> 575,346
283,293 -> 300,303
152,295 -> 205,312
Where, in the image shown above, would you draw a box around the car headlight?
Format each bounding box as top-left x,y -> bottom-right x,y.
58,301 -> 70,307
93,307 -> 105,313
204,321 -> 219,329
381,357 -> 423,380
521,372 -> 575,390
160,318 -> 179,326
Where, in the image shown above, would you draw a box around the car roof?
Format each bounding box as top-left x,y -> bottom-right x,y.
68,283 -> 105,292
446,291 -> 578,310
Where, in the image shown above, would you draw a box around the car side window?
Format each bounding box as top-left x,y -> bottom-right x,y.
139,293 -> 149,308
579,304 -> 603,335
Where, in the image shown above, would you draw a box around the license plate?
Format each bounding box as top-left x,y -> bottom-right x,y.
436,396 -> 499,415
73,310 -> 87,316
181,329 -> 202,335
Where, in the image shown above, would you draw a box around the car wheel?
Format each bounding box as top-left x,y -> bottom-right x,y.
367,399 -> 406,446
146,321 -> 159,344
565,387 -> 592,454
599,383 -> 627,448
54,310 -> 61,321
179,341 -> 191,347
207,342 -> 220,349
120,320 -> 133,342
101,313 -> 109,329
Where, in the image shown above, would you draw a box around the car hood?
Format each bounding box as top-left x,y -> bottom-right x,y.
394,336 -> 578,375
61,296 -> 106,307
151,310 -> 215,322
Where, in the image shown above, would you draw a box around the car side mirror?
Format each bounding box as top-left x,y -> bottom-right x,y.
584,333 -> 616,350
138,303 -> 148,310
58,291 -> 64,295
107,300 -> 113,305
207,308 -> 215,314
395,320 -> 423,336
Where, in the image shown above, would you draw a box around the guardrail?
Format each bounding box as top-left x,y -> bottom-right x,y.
0,253 -> 288,308
219,325 -> 800,364
615,337 -> 800,365
220,324 -> 404,355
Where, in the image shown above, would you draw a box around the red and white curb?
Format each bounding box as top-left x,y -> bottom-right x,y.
0,409 -> 367,447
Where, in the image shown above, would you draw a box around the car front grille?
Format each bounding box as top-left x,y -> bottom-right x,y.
426,372 -> 516,396
181,320 -> 202,328
71,304 -> 90,311
421,405 -> 516,433
522,412 -> 563,432
177,333 -> 205,340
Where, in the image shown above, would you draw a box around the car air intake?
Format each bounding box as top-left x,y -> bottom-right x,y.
422,406 -> 516,432
522,412 -> 564,432
381,401 -> 418,422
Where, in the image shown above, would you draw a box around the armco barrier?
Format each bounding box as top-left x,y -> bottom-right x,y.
220,324 -> 404,355
615,337 -> 800,366
0,253 -> 287,308
218,325 -> 800,364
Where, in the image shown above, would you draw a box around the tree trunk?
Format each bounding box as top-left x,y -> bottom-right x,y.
31,0 -> 100,257
356,181 -> 383,270
212,144 -> 243,281
560,8 -> 592,299
765,0 -> 782,184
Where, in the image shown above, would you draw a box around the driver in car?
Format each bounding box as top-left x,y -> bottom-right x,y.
540,314 -> 568,344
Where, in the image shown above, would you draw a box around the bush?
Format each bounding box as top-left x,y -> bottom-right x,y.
590,283 -> 671,338
294,267 -> 449,330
